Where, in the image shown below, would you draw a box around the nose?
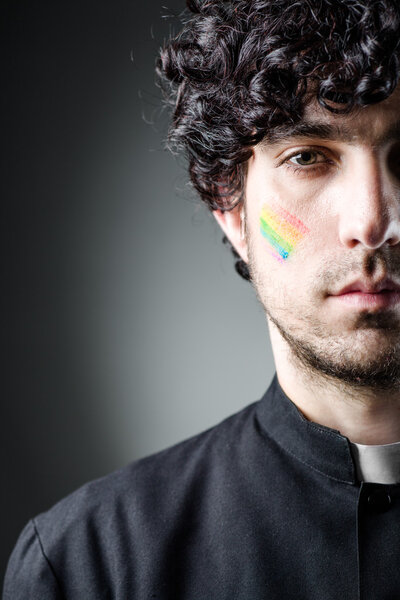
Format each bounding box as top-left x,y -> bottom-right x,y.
338,152 -> 400,250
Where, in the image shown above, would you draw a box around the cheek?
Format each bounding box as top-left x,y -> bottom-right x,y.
259,202 -> 310,264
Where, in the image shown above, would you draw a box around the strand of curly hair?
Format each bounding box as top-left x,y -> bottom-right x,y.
157,0 -> 400,280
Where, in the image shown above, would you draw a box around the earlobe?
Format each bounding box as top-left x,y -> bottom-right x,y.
213,203 -> 249,263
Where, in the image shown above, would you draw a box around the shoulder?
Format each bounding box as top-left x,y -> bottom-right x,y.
39,397 -> 258,525
64,400 -> 260,530
4,399 -> 262,598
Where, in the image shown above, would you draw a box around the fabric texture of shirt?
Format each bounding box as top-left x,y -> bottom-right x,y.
3,375 -> 400,599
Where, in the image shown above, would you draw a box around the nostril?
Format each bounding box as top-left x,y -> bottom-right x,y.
347,239 -> 359,249
338,203 -> 400,249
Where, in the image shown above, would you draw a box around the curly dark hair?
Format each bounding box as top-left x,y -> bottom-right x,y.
157,0 -> 400,280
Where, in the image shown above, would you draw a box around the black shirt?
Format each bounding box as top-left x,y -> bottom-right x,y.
4,376 -> 400,599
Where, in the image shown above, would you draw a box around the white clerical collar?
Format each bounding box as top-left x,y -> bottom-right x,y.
350,440 -> 400,484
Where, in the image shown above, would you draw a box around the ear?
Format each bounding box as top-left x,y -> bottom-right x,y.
213,203 -> 248,263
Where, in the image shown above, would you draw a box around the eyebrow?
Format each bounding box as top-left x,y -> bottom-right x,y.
260,120 -> 400,147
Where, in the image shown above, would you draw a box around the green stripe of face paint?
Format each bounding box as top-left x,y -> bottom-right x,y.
260,217 -> 294,255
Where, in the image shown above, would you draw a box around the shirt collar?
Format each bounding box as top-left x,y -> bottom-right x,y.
256,375 -> 357,484
350,440 -> 400,484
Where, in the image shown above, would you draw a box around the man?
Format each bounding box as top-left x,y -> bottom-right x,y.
4,0 -> 400,598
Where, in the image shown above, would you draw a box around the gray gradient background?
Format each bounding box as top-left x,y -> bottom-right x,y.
2,0 -> 275,585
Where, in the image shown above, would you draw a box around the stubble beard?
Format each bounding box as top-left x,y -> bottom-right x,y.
267,310 -> 400,392
248,247 -> 400,393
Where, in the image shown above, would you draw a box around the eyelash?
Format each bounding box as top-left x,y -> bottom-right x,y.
280,148 -> 334,176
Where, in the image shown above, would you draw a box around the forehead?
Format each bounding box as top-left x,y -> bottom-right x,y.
263,85 -> 400,147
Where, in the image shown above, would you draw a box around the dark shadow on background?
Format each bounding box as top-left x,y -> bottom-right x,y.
1,0 -> 187,583
2,0 -> 273,587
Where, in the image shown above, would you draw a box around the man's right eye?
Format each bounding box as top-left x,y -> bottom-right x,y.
288,150 -> 321,166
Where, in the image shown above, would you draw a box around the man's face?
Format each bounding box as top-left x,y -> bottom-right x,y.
244,88 -> 400,389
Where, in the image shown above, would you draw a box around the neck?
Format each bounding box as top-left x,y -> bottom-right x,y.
269,323 -> 400,445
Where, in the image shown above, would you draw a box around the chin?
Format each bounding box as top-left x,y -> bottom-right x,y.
297,334 -> 400,391
271,313 -> 400,391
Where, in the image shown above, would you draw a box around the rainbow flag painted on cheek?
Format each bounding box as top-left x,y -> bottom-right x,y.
260,204 -> 309,263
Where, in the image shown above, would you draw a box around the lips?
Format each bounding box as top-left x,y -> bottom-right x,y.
335,279 -> 400,296
330,279 -> 400,310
